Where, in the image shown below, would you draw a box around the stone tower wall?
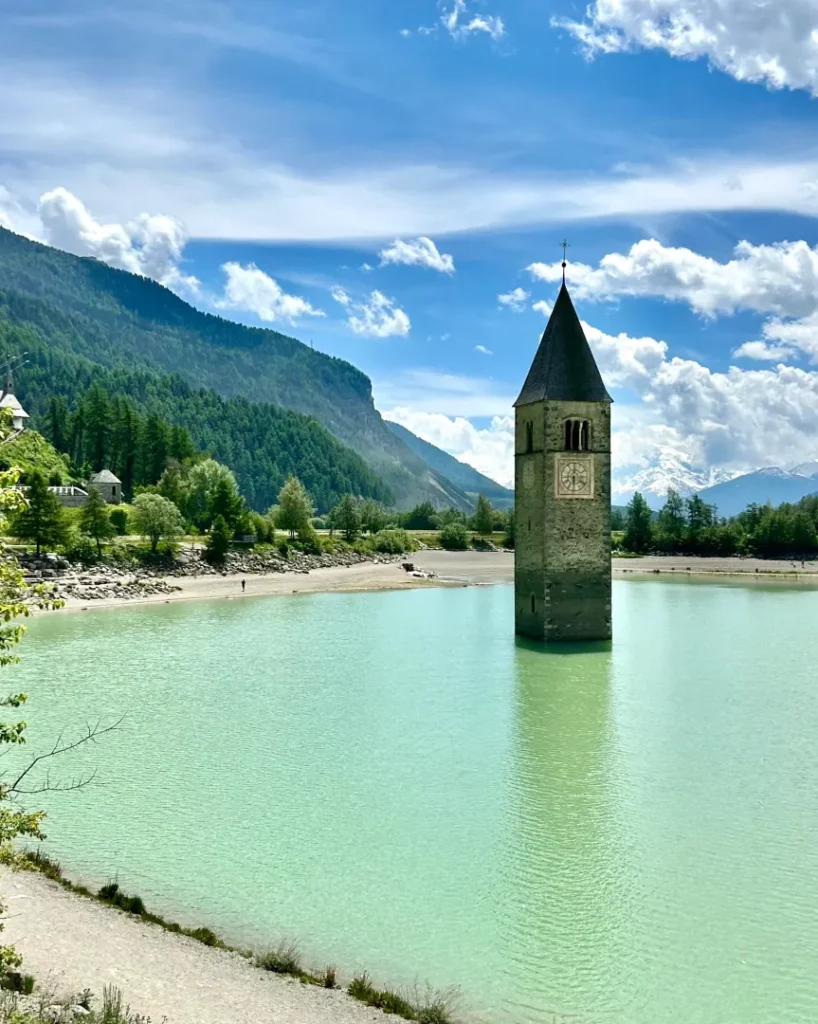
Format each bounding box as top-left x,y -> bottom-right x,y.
515,399 -> 611,641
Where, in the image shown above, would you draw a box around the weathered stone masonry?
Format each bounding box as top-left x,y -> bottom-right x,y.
514,282 -> 612,642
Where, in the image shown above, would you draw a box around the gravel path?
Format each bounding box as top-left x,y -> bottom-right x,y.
1,869 -> 385,1024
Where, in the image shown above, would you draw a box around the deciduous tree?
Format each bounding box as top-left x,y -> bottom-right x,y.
131,493 -> 185,553
334,494 -> 362,542
277,476 -> 314,538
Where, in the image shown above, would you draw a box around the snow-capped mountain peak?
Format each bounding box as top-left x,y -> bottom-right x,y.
613,448 -> 735,507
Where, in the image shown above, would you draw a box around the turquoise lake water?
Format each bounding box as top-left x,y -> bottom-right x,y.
9,580 -> 818,1024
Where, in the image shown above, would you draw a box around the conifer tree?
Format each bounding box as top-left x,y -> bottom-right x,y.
657,489 -> 686,552
140,415 -> 169,486
169,423 -> 196,463
80,486 -> 115,555
84,382 -> 111,471
69,404 -> 85,468
624,492 -> 653,553
205,514 -> 231,564
472,494 -> 494,536
48,396 -> 69,454
12,470 -> 69,555
208,475 -> 244,531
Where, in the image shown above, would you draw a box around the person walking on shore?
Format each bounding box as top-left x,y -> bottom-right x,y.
241,579 -> 246,593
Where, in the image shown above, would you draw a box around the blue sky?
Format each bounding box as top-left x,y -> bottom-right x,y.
4,0 -> 818,499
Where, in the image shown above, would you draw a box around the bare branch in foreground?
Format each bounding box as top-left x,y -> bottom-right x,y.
9,716 -> 125,794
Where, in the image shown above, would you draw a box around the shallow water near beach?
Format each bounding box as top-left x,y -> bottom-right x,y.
10,580 -> 818,1024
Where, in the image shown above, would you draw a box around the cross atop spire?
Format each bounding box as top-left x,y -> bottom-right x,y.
560,239 -> 570,284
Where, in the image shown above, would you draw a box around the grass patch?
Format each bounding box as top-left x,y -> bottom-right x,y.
12,847 -> 459,1023
256,940 -> 303,976
11,848 -> 228,953
0,983 -> 160,1023
347,974 -> 458,1023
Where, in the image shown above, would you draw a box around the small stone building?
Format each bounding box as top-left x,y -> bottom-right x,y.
88,469 -> 122,505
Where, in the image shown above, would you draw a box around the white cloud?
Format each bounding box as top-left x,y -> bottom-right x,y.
384,408 -> 514,488
528,238 -> 818,319
532,299 -> 553,317
374,368 -> 514,417
35,186 -> 200,296
755,311 -> 818,362
732,340 -> 797,361
582,318 -> 818,480
218,262 -> 324,323
11,74 -> 818,242
334,289 -> 411,338
553,0 -> 818,97
528,237 -> 818,367
497,287 -> 529,311
441,0 -> 505,40
475,344 -> 493,355
378,236 -> 455,274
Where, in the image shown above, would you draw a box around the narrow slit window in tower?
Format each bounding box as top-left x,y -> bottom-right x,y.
525,421 -> 533,453
531,595 -> 536,614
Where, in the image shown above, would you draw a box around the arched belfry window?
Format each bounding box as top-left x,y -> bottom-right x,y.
564,418 -> 590,452
525,421 -> 534,453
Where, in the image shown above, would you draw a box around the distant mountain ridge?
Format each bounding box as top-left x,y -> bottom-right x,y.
0,227 -> 472,510
385,420 -> 514,509
618,458 -> 818,518
696,466 -> 818,517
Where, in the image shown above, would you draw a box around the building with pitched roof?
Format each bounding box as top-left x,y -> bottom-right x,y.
0,373 -> 29,433
514,280 -> 613,642
88,469 -> 123,505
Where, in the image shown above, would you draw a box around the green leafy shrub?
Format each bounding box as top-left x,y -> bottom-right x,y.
371,529 -> 413,554
440,522 -> 469,551
293,525 -> 321,554
109,507 -> 130,535
64,535 -> 100,566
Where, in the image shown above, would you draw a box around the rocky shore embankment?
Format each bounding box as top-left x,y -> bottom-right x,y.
17,549 -> 407,603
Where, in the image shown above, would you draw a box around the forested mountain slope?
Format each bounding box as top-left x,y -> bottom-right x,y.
0,317 -> 393,512
0,228 -> 470,509
386,420 -> 514,509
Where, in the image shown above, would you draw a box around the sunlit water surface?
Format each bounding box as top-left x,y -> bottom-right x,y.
10,580 -> 818,1024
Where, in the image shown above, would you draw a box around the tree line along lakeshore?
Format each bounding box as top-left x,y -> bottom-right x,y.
4,390 -> 818,564
617,489 -> 818,558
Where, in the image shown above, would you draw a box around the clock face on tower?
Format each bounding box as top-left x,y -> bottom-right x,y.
555,455 -> 594,499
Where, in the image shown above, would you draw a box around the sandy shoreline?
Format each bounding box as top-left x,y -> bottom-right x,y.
49,550 -> 818,614
0,868 -> 387,1024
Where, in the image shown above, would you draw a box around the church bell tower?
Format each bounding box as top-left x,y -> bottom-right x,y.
514,275 -> 613,642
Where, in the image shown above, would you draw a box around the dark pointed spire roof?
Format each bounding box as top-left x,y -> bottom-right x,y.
514,283 -> 612,406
